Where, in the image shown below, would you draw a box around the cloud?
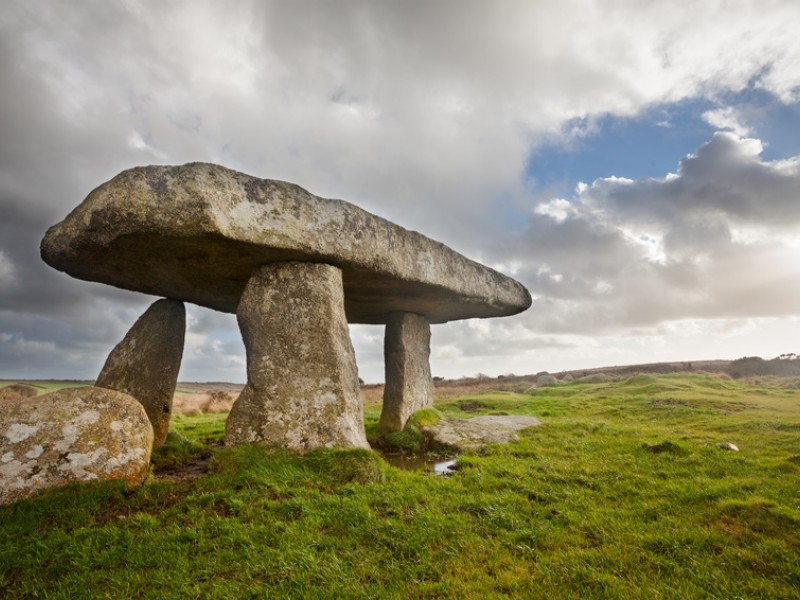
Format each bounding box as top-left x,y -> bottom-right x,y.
702,107 -> 752,137
501,133 -> 800,338
593,133 -> 800,232
2,1 -> 800,380
0,251 -> 15,286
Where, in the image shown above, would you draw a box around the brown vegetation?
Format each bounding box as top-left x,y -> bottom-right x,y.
0,383 -> 39,401
173,390 -> 239,415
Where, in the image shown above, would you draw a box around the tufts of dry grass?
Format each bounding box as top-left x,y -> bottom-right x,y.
360,384 -> 384,404
0,388 -> 23,401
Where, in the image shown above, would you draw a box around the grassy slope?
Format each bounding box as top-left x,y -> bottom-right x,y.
0,380 -> 93,394
1,373 -> 799,599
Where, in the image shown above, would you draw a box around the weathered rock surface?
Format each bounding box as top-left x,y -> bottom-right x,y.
225,262 -> 369,452
41,163 -> 531,324
420,415 -> 542,451
0,387 -> 153,506
96,298 -> 185,446
379,312 -> 435,434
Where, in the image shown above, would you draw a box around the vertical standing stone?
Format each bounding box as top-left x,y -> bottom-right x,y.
225,262 -> 369,452
96,298 -> 185,446
378,312 -> 435,434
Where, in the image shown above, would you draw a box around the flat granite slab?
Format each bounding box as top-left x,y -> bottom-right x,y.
421,415 -> 543,450
41,163 -> 531,324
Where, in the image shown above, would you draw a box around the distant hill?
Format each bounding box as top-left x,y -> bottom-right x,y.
4,355 -> 798,402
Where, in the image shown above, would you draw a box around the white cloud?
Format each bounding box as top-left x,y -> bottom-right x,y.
702,107 -> 752,137
534,198 -> 573,223
498,133 -> 800,344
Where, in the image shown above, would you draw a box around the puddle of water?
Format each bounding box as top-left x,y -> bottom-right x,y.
433,459 -> 458,476
381,453 -> 458,476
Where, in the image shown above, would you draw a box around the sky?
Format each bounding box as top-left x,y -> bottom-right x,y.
1,0 -> 800,384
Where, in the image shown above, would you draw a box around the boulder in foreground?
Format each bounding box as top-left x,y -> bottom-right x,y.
0,387 -> 152,505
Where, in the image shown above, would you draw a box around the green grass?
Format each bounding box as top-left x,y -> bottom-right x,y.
150,431 -> 209,471
170,412 -> 227,444
384,408 -> 444,452
2,373 -> 799,598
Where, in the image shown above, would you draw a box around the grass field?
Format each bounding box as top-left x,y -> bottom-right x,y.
0,380 -> 93,394
1,373 -> 799,598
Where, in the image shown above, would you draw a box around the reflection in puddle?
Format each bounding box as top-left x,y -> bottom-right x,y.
381,453 -> 458,475
433,459 -> 457,476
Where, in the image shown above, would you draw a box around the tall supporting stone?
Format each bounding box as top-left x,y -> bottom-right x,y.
225,262 -> 369,452
378,312 -> 435,434
96,298 -> 185,446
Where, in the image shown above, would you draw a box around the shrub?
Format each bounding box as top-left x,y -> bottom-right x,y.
727,355 -> 800,378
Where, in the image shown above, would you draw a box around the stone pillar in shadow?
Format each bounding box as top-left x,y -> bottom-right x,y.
378,312 -> 435,434
96,298 -> 185,446
225,262 -> 369,452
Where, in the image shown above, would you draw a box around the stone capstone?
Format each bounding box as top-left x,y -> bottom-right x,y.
379,312 -> 435,434
225,262 -> 369,452
0,386 -> 153,506
40,162 -> 531,324
96,298 -> 185,446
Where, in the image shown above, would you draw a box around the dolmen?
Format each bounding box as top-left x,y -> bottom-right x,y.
41,163 -> 531,453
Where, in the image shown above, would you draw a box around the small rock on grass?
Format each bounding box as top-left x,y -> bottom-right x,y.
421,415 -> 542,451
717,442 -> 740,452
